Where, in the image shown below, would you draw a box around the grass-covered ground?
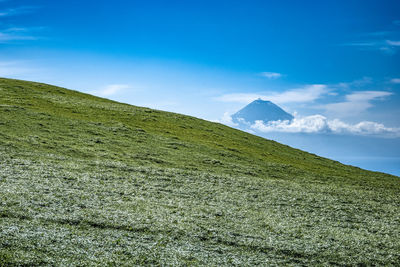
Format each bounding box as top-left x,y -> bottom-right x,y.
0,78 -> 399,265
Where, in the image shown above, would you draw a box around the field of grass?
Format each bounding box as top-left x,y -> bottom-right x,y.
1,78 -> 399,265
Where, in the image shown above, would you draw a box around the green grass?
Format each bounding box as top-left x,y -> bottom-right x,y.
0,77 -> 399,265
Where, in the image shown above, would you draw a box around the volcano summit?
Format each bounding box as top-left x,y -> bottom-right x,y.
232,99 -> 293,125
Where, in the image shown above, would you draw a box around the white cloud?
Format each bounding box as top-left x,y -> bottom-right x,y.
250,115 -> 400,137
323,91 -> 392,117
391,78 -> 400,84
93,84 -> 130,96
216,84 -> 328,104
260,72 -> 282,79
328,120 -> 398,136
218,112 -> 238,127
251,115 -> 328,133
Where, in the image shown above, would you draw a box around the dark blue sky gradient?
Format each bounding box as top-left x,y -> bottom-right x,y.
3,0 -> 399,82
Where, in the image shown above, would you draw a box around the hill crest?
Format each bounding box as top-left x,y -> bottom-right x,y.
0,78 -> 399,266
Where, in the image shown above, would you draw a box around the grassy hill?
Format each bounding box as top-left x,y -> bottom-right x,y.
0,78 -> 399,265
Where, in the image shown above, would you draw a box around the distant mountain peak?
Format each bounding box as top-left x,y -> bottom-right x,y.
232,99 -> 293,124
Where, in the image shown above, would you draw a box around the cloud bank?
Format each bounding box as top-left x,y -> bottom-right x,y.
249,115 -> 400,137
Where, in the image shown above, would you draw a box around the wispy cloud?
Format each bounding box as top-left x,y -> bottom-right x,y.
3,26 -> 46,33
346,91 -> 391,102
343,24 -> 400,54
0,31 -> 36,42
363,31 -> 393,37
250,115 -> 400,137
337,77 -> 372,88
386,40 -> 400,46
345,42 -> 377,47
322,91 -> 392,117
344,40 -> 400,54
0,6 -> 37,17
0,4 -> 42,43
390,78 -> 400,84
259,72 -> 282,79
91,84 -> 131,97
215,84 -> 329,104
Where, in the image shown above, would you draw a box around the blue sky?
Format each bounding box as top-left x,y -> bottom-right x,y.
1,0 -> 400,174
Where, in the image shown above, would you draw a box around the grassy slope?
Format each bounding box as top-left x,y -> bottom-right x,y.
0,78 -> 399,265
